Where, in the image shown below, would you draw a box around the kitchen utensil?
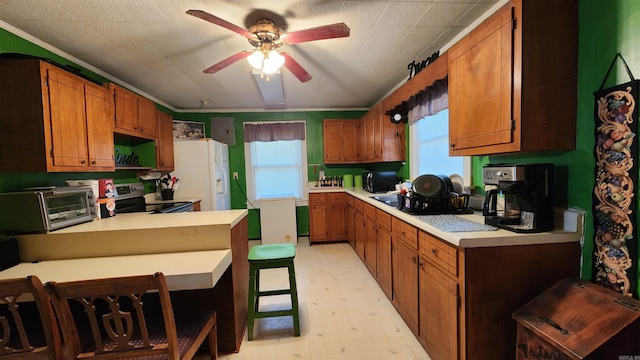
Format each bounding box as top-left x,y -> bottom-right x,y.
354,175 -> 363,188
343,174 -> 354,188
411,174 -> 452,199
161,189 -> 174,200
449,173 -> 464,195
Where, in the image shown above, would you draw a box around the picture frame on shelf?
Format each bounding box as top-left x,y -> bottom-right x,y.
173,120 -> 205,141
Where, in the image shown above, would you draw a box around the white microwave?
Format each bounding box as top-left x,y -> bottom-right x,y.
0,187 -> 97,234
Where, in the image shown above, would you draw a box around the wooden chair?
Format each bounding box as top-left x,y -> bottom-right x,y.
0,275 -> 58,359
44,272 -> 217,360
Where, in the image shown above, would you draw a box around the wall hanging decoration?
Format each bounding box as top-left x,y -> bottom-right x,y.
173,120 -> 205,141
593,53 -> 638,298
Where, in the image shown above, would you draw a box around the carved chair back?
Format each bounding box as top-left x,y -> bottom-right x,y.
45,272 -> 217,360
0,275 -> 58,359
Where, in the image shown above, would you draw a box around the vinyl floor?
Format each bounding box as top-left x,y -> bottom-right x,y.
203,237 -> 431,360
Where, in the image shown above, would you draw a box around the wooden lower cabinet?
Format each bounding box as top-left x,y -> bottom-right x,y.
392,239 -> 419,335
309,192 -> 346,243
376,209 -> 392,300
354,199 -> 365,261
347,198 -> 581,360
419,259 -> 458,360
364,203 -> 377,276
345,195 -> 355,249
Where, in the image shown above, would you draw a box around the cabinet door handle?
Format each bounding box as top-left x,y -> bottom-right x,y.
80,160 -> 86,164
431,248 -> 437,255
412,256 -> 417,263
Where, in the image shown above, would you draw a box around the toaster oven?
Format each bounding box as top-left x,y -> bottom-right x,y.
0,187 -> 97,233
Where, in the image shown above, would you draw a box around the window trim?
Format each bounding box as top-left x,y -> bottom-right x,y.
243,121 -> 308,208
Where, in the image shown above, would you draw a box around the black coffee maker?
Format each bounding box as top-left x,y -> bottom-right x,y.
482,164 -> 554,233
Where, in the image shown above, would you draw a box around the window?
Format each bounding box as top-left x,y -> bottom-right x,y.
244,122 -> 308,207
410,109 -> 471,185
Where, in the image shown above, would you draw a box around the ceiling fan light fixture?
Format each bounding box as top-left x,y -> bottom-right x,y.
247,50 -> 265,70
262,50 -> 285,74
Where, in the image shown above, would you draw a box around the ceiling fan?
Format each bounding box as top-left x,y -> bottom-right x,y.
186,10 -> 350,82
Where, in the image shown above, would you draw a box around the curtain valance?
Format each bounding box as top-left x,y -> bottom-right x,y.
407,77 -> 448,124
243,122 -> 306,142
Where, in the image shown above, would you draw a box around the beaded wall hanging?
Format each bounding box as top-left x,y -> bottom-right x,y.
593,53 -> 638,298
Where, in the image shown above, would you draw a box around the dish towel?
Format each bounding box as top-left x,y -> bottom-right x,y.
416,214 -> 497,232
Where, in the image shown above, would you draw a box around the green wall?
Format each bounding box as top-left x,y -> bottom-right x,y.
175,112 -> 375,239
4,1 -> 640,293
468,0 -> 640,296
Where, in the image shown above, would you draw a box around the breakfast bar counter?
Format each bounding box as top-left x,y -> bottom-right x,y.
3,210 -> 250,354
0,249 -> 232,291
15,209 -> 248,261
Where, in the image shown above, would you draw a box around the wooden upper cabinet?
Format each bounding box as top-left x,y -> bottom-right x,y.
137,96 -> 157,138
84,82 -> 115,170
0,59 -> 114,172
109,83 -> 157,140
323,119 -> 359,164
46,65 -> 89,169
448,0 -> 577,156
361,111 -> 375,161
156,110 -> 174,171
357,104 -> 405,163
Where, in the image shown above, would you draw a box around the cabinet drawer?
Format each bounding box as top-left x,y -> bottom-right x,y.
364,203 -> 376,219
393,218 -> 418,250
420,231 -> 457,276
329,192 -> 344,203
376,209 -> 391,231
309,193 -> 327,203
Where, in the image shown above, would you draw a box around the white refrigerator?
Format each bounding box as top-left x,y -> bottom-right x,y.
172,139 -> 230,211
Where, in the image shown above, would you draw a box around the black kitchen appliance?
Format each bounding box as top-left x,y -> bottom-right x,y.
115,183 -> 193,214
482,164 -> 554,233
363,171 -> 398,193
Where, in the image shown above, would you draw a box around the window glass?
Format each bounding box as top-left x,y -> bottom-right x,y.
244,137 -> 308,207
410,109 -> 471,185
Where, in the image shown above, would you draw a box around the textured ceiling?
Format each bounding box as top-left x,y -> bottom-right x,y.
0,0 -> 502,112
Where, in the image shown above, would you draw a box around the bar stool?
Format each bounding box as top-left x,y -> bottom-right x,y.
247,243 -> 300,340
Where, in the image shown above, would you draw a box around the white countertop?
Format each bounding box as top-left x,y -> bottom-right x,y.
0,250 -> 231,291
15,210 -> 249,262
58,209 -> 248,232
310,187 -> 584,248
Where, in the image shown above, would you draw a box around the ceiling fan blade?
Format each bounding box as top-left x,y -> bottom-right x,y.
283,23 -> 350,44
186,10 -> 253,38
203,51 -> 252,74
281,53 -> 312,82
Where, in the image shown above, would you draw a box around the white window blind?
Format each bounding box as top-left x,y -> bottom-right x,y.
243,122 -> 308,207
410,109 -> 470,183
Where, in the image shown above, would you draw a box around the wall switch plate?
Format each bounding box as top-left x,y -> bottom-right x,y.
233,172 -> 239,179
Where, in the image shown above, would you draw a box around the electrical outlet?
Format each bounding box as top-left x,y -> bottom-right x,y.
233,172 -> 239,180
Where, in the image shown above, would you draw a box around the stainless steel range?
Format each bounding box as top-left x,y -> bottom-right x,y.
114,183 -> 193,214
